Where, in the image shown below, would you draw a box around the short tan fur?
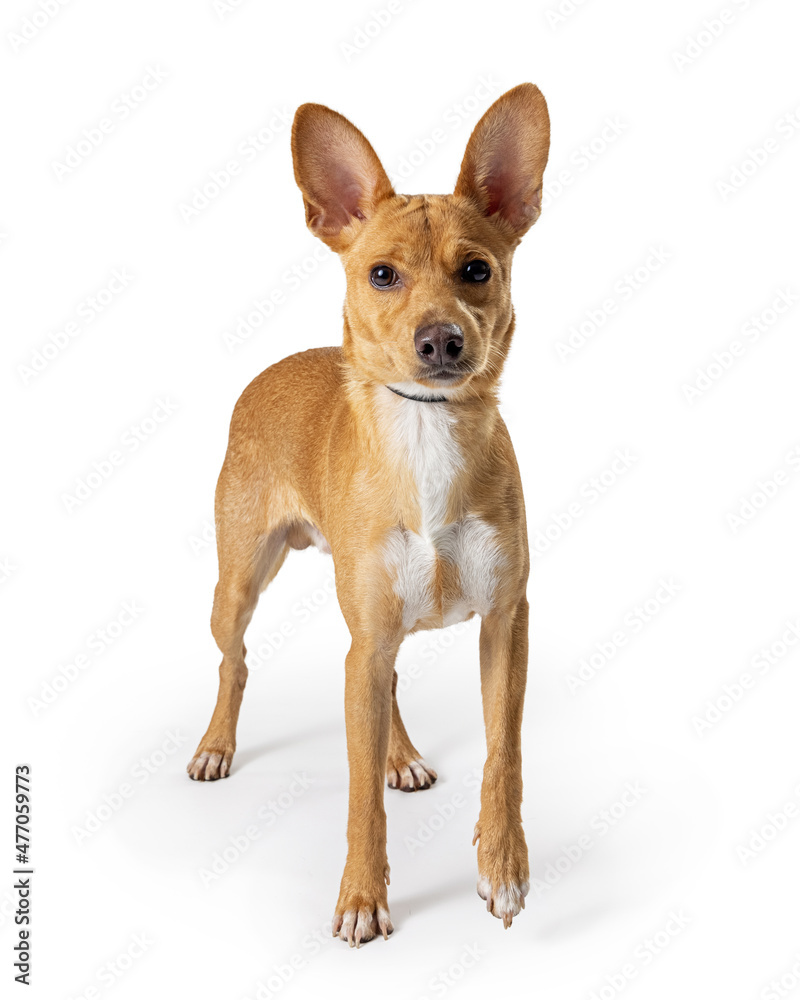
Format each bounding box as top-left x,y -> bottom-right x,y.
187,83 -> 551,946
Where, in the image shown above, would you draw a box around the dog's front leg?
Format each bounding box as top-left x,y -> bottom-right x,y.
474,596 -> 530,928
332,637 -> 397,947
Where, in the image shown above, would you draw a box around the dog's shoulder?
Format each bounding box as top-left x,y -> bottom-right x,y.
238,346 -> 344,403
228,347 -> 347,446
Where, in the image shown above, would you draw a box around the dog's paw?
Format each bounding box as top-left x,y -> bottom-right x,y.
186,747 -> 233,781
386,757 -> 437,792
475,822 -> 529,928
332,904 -> 393,948
477,875 -> 529,928
333,871 -> 393,948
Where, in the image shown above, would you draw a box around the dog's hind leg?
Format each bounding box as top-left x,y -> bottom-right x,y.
385,670 -> 438,791
187,521 -> 289,781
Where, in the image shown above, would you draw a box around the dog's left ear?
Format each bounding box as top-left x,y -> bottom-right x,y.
455,83 -> 550,239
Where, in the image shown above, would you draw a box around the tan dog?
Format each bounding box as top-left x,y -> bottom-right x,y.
187,83 -> 550,946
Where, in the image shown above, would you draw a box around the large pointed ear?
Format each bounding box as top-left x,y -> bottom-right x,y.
454,83 -> 550,239
291,103 -> 395,252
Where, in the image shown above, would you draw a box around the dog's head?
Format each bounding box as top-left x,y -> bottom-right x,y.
291,84 -> 550,401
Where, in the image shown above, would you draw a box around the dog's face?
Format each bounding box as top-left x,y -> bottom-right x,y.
291,84 -> 550,400
336,194 -> 517,399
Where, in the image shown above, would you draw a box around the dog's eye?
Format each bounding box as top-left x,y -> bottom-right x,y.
461,260 -> 491,283
370,266 -> 398,288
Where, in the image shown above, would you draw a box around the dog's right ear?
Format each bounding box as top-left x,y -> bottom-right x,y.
291,104 -> 395,252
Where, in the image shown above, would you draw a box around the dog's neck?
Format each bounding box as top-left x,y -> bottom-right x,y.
340,378 -> 501,516
386,385 -> 447,404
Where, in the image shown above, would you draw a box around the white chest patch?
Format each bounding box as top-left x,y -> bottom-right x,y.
379,393 -> 503,631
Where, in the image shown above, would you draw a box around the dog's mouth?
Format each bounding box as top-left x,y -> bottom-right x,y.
416,363 -> 469,383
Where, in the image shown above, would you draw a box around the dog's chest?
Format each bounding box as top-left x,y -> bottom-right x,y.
381,401 -> 503,631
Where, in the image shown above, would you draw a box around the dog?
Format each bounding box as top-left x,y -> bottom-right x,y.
187,83 -> 550,946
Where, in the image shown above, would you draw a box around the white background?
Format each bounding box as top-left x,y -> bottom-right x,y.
2,0 -> 800,998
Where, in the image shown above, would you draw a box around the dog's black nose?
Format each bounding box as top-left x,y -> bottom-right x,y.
414,324 -> 464,366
